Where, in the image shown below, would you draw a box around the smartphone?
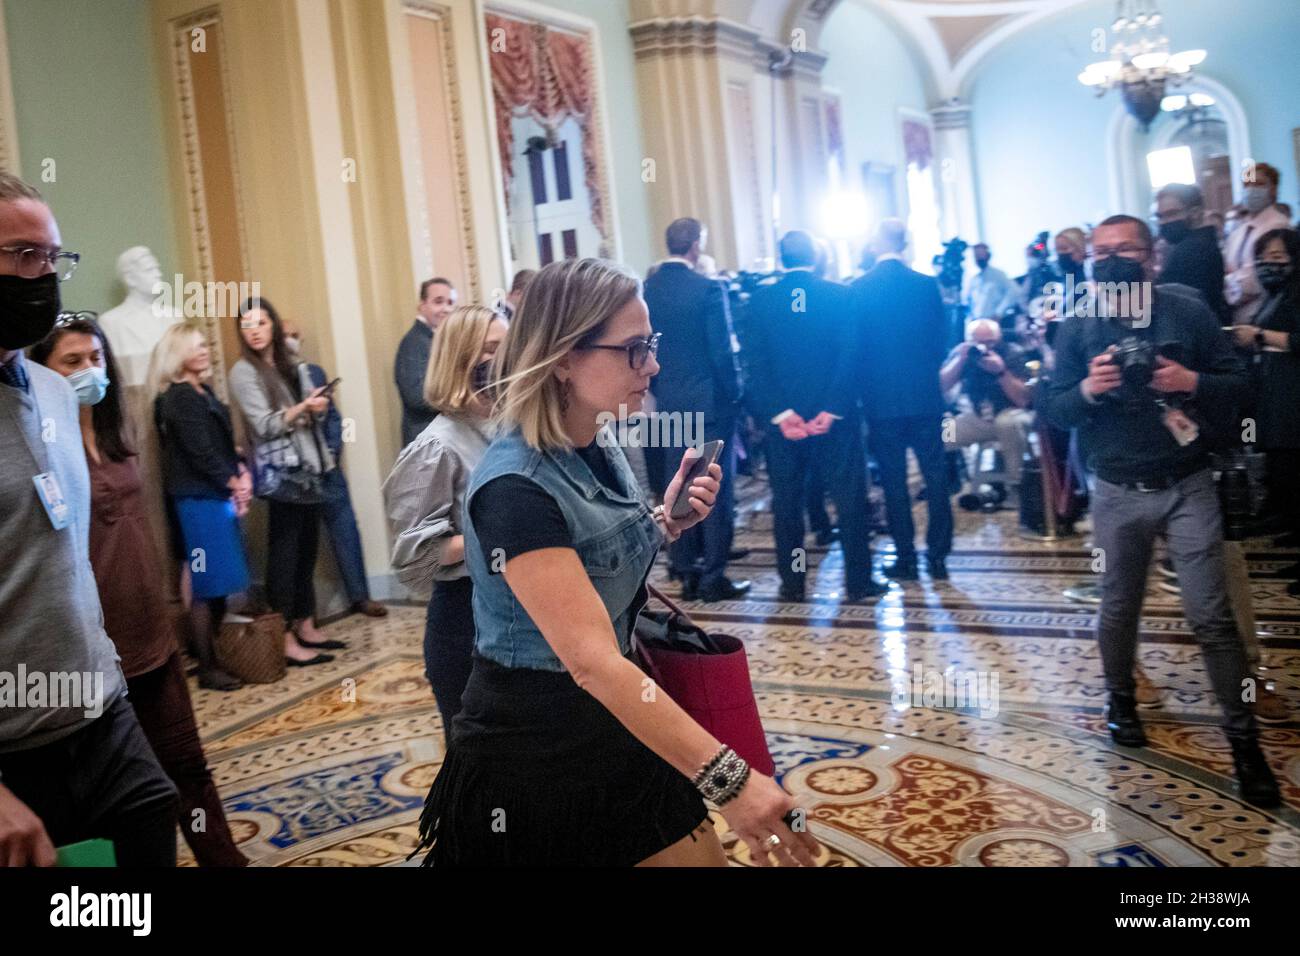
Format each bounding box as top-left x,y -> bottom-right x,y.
320,377 -> 342,396
670,440 -> 724,520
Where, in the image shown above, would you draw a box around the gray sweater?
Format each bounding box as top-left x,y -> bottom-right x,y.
0,354 -> 125,757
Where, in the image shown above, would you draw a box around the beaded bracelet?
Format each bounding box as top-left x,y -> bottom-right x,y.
693,746 -> 750,805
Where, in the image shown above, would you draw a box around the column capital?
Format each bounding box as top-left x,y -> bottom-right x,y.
930,98 -> 972,131
629,16 -> 762,64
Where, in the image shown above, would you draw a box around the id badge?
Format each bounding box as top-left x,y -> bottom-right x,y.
1162,407 -> 1200,447
33,472 -> 71,530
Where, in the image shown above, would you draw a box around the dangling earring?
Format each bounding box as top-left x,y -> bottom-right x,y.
559,379 -> 571,415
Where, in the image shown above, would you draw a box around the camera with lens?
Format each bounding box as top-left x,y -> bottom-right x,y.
1107,335 -> 1157,400
967,342 -> 991,360
932,237 -> 968,294
1214,451 -> 1254,542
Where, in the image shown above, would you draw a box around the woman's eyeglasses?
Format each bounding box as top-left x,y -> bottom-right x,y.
574,332 -> 661,370
1,246 -> 80,281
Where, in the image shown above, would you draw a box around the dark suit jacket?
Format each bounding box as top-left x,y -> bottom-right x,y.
743,269 -> 859,424
643,262 -> 741,424
305,362 -> 344,458
155,382 -> 241,500
1159,225 -> 1229,323
851,259 -> 947,420
394,320 -> 435,447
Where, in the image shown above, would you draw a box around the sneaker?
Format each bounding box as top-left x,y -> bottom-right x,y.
1229,738 -> 1281,808
1134,666 -> 1162,709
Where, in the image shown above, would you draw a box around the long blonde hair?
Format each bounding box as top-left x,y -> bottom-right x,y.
424,305 -> 503,415
146,322 -> 208,397
491,258 -> 640,450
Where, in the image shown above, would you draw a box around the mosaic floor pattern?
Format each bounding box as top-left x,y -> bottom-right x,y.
181,478 -> 1300,867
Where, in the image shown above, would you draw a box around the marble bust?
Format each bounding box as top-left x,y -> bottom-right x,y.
98,247 -> 181,387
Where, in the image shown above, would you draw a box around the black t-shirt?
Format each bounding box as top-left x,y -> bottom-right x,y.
471,440 -> 624,564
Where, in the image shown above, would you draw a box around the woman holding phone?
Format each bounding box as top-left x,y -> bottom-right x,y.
414,258 -> 817,867
384,305 -> 507,740
229,297 -> 341,666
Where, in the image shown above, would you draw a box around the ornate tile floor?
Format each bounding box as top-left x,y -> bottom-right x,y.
182,478 -> 1300,867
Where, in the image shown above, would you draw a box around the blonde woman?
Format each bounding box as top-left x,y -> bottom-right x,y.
384,305 -> 508,740
147,323 -> 252,691
414,259 -> 818,867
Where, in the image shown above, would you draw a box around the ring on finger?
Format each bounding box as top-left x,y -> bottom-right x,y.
765,834 -> 781,849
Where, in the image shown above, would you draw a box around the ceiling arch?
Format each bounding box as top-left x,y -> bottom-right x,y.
776,0 -> 1093,100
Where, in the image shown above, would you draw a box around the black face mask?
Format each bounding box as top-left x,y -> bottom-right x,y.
974,257 -> 990,271
0,272 -> 61,351
471,360 -> 492,393
1057,256 -> 1085,280
1092,255 -> 1146,287
1159,220 -> 1192,246
1256,263 -> 1293,294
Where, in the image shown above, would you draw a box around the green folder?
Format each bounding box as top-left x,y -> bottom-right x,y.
55,838 -> 117,867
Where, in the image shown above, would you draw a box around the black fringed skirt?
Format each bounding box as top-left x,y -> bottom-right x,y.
414,652 -> 708,867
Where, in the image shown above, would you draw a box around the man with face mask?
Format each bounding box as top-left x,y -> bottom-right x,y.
962,243 -> 1018,322
1224,163 -> 1291,325
0,172 -> 179,865
1045,213 -> 1279,808
1154,183 -> 1229,323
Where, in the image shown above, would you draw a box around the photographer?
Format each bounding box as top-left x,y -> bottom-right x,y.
1044,214 -> 1279,808
940,319 -> 1033,494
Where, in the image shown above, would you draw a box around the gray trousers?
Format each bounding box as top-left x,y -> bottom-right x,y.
1093,469 -> 1256,740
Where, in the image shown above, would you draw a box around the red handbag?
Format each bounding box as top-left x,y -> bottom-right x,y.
633,584 -> 776,777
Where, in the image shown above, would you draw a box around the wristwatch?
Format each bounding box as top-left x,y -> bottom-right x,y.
1255,329 -> 1266,349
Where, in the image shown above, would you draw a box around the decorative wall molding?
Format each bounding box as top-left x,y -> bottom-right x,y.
402,1 -> 480,300
169,7 -> 239,397
0,3 -> 20,174
629,16 -> 762,65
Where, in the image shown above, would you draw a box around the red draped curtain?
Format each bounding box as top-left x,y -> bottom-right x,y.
485,13 -> 608,246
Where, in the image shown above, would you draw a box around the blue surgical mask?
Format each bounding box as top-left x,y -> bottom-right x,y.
1243,186 -> 1272,215
68,365 -> 109,406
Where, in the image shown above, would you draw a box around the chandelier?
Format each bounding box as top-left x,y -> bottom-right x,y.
1077,0 -> 1206,130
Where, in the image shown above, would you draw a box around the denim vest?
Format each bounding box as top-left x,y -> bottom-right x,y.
463,426 -> 660,672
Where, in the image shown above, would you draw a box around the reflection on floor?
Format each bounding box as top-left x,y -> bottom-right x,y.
183,477 -> 1300,867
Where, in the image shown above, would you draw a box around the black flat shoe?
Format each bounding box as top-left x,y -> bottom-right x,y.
198,667 -> 243,692
814,528 -> 839,547
845,579 -> 889,602
882,557 -> 918,581
778,584 -> 806,602
286,652 -> 335,667
927,555 -> 949,581
1106,694 -> 1147,747
297,638 -> 348,650
728,548 -> 751,561
698,578 -> 751,603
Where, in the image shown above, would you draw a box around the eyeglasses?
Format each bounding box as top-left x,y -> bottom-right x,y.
54,310 -> 98,328
1,246 -> 80,281
575,332 -> 661,370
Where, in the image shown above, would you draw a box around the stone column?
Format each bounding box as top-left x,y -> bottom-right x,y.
931,98 -> 982,243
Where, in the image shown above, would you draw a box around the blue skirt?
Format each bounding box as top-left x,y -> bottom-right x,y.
173,496 -> 251,600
